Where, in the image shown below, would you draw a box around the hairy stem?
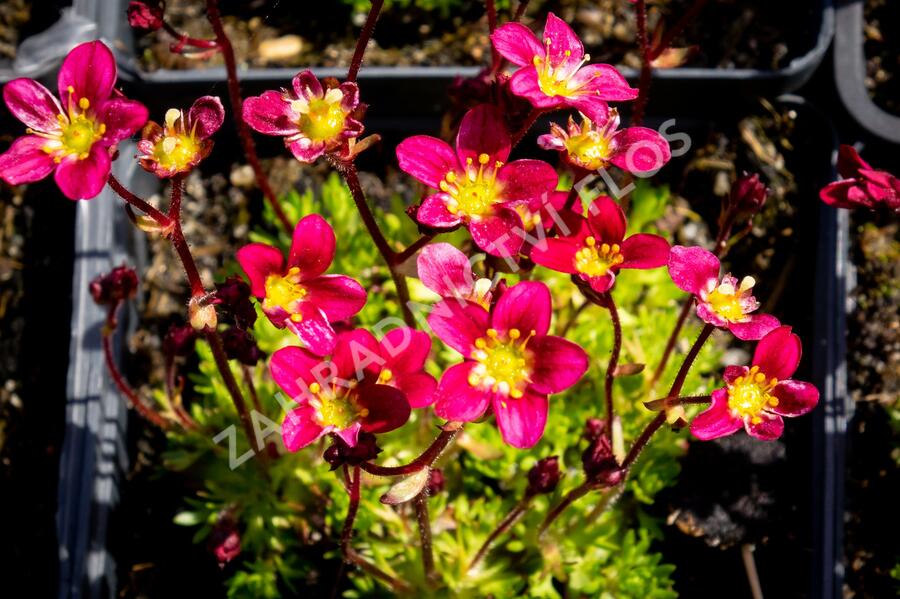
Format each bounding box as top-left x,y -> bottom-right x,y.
108,174 -> 172,227
649,299 -> 693,388
649,0 -> 709,60
206,330 -> 264,457
161,21 -> 218,51
510,108 -> 544,148
340,466 -> 362,559
393,234 -> 435,265
468,496 -> 530,571
538,481 -> 591,537
167,177 -> 205,297
360,423 -> 462,476
415,493 -> 437,583
205,0 -> 292,234
603,293 -> 622,439
513,0 -> 531,21
632,0 -> 652,125
347,0 -> 385,82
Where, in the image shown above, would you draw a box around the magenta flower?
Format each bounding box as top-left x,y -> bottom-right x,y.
691,326 -> 819,441
490,12 -> 637,114
417,242 -> 493,308
242,70 -> 363,163
271,330 -> 411,451
538,106 -> 671,175
0,41 -> 148,200
397,104 -> 559,257
137,96 -> 225,178
237,214 -> 367,356
819,145 -> 900,214
668,245 -> 780,341
530,195 -> 669,293
428,281 -> 589,448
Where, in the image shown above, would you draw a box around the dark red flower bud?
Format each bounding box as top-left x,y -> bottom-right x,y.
216,276 -> 257,330
730,173 -> 768,217
526,456 -> 561,496
582,436 -> 624,487
426,468 -> 445,496
208,515 -> 241,567
89,265 -> 139,306
323,432 -> 381,470
163,323 -> 196,357
583,418 -> 606,441
220,327 -> 263,366
127,1 -> 164,31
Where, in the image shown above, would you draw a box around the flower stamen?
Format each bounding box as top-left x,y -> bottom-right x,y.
468,327 -> 534,398
727,365 -> 780,424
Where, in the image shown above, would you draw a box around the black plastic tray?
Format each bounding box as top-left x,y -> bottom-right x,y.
834,0 -> 900,144
98,0 -> 833,112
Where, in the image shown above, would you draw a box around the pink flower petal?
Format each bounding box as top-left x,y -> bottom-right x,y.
819,180 -> 862,210
269,345 -> 324,399
417,193 -> 462,228
332,329 -> 380,382
771,380 -> 819,417
491,281 -> 551,337
745,413 -> 785,440
543,12 -> 584,65
242,90 -> 296,136
537,132 -> 565,151
492,389 -> 548,449
490,22 -> 544,67
586,196 -> 626,243
696,301 -> 728,328
2,78 -> 63,133
98,98 -> 148,145
667,245 -> 720,295
287,137 -> 327,163
836,144 -> 869,178
57,41 -> 117,108
752,325 -> 801,380
0,135 -> 56,185
189,95 -> 225,140
282,404 -> 326,451
527,335 -> 589,394
416,242 -> 476,298
530,237 -> 580,274
610,127 -> 672,174
469,209 -> 525,257
286,304 -> 338,356
338,82 -> 360,112
396,135 -> 458,189
456,104 -> 511,167
358,383 -> 411,434
427,299 -> 489,357
53,146 -> 111,200
302,275 -> 367,321
334,422 -> 361,447
496,159 -> 558,202
509,67 -> 563,108
292,70 -> 324,100
434,362 -> 492,421
568,63 -> 639,101
723,365 -> 748,384
727,313 -> 781,341
619,233 -> 670,269
288,213 -> 335,280
236,243 -> 285,298
566,96 -> 612,123
380,328 -> 432,373
588,272 -> 616,293
394,371 -> 438,408
690,389 -> 742,440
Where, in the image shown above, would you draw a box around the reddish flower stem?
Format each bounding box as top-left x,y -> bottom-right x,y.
347,0 -> 385,82
601,293 -> 622,441
102,300 -> 170,429
414,493 -> 438,584
510,108 -> 544,148
513,0 -> 531,21
360,423 -> 462,476
648,299 -> 693,387
204,0 -> 292,234
206,329 -> 264,457
107,174 -> 172,227
340,466 -> 362,559
392,234 -> 435,265
538,481 -> 591,537
161,21 -> 219,51
336,160 -> 415,327
649,0 -> 709,61
486,0 -> 501,74
632,0 -> 652,125
168,177 -> 206,297
468,496 -> 530,571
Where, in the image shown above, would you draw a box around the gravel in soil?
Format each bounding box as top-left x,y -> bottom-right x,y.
864,0 -> 900,115
137,0 -> 817,71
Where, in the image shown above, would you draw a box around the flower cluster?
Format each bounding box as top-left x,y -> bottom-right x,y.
819,144 -> 900,214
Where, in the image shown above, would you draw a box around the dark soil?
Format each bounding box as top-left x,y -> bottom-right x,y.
0,174 -> 75,594
136,0 -> 819,71
0,0 -> 30,60
864,0 -> 900,115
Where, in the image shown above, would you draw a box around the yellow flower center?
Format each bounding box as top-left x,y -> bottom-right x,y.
293,88 -> 348,142
263,267 -> 307,322
574,237 -> 624,277
468,328 -> 534,398
377,368 -> 393,384
151,108 -> 201,173
440,153 -> 503,218
33,89 -> 106,162
307,382 -> 368,430
532,40 -> 591,98
564,130 -> 611,171
706,276 -> 756,323
727,365 -> 779,425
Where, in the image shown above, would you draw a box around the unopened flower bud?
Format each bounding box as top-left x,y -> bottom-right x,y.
127,1 -> 164,31
582,436 -> 624,487
216,276 -> 257,330
163,323 -> 196,357
189,295 -> 218,331
90,265 -> 139,305
323,432 -> 381,470
426,468 -> 445,496
526,456 -> 561,496
208,514 -> 241,567
728,173 -> 768,222
221,327 -> 263,366
583,418 -> 606,442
